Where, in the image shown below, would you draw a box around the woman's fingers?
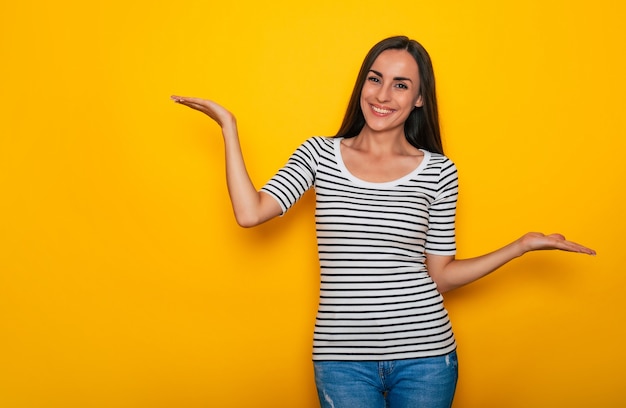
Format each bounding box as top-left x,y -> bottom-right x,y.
171,95 -> 210,111
545,234 -> 595,255
521,232 -> 596,255
171,95 -> 234,127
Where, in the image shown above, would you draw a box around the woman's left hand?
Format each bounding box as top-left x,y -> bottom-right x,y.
517,232 -> 596,255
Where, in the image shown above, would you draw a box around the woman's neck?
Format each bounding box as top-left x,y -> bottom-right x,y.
349,127 -> 417,156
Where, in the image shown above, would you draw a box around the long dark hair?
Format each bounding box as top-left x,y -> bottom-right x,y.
335,36 -> 444,155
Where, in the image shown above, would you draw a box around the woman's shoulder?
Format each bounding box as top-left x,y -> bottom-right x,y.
423,152 -> 458,182
297,136 -> 336,154
425,151 -> 455,166
306,135 -> 335,145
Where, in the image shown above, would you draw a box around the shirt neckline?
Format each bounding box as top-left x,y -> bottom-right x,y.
333,137 -> 431,189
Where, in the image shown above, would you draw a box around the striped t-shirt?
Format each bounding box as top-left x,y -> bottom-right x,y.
261,136 -> 459,361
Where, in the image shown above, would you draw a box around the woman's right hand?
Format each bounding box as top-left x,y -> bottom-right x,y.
171,95 -> 236,130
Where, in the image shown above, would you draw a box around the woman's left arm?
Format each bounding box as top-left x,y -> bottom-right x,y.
426,232 -> 596,293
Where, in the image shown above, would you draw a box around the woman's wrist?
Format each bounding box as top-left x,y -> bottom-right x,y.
512,234 -> 532,258
221,118 -> 238,139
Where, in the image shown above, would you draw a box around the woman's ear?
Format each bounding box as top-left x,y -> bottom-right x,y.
415,94 -> 424,108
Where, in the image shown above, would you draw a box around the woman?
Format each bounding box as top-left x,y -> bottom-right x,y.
172,36 -> 594,408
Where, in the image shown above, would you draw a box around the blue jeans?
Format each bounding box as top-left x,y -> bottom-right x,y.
313,351 -> 458,408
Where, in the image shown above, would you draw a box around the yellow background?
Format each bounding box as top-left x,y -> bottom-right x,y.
1,0 -> 624,407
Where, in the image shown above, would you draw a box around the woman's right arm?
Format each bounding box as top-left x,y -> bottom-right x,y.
171,95 -> 282,227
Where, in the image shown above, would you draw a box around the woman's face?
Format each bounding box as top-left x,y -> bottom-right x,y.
360,49 -> 423,135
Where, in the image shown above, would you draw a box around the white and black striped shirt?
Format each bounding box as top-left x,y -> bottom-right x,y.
261,136 -> 458,361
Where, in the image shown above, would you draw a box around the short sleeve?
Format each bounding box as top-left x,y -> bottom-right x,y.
425,158 -> 458,255
260,137 -> 321,214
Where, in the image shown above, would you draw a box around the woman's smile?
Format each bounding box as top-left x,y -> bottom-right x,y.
369,104 -> 395,115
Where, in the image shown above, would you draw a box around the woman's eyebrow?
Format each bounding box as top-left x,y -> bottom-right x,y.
368,69 -> 413,82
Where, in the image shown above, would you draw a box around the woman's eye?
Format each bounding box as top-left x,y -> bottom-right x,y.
367,76 -> 381,83
395,83 -> 408,89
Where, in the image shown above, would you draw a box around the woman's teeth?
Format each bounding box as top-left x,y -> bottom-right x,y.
372,105 -> 393,114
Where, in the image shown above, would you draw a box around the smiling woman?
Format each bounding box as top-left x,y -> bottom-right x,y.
341,49 -> 426,183
171,35 -> 595,408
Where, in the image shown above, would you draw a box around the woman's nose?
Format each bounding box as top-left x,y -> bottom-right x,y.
376,85 -> 391,102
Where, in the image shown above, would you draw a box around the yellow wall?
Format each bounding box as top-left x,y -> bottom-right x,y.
1,0 -> 624,407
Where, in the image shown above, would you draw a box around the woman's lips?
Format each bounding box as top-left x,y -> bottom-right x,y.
370,104 -> 394,115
